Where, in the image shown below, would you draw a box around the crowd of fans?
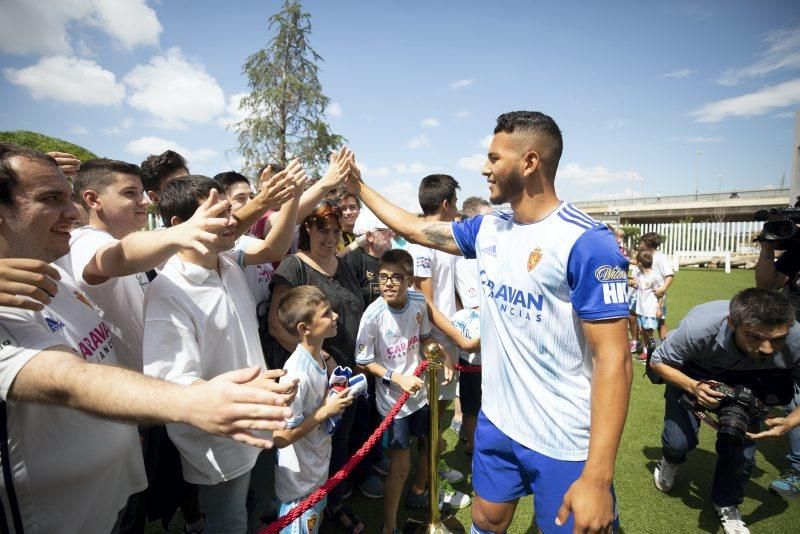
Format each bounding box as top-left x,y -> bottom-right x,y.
0,109 -> 798,534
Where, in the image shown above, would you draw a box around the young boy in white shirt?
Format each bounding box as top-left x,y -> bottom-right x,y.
142,175 -> 302,533
356,249 -> 469,534
632,250 -> 664,361
273,285 -> 354,534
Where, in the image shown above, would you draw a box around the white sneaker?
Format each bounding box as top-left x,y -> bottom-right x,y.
439,487 -> 471,510
439,464 -> 464,484
714,504 -> 750,534
654,457 -> 678,492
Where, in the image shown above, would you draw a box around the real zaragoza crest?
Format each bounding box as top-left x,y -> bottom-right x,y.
527,247 -> 543,272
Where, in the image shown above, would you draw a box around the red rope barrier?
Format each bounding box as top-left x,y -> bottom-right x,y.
454,363 -> 481,373
258,360 -> 430,534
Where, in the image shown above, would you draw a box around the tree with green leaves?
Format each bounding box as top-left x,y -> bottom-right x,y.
234,0 -> 344,179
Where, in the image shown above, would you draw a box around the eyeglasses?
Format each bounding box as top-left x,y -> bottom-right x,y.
378,273 -> 408,285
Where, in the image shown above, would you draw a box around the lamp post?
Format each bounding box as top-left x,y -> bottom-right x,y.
717,174 -> 723,193
695,150 -> 703,199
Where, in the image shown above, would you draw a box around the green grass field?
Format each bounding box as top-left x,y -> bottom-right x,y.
152,269 -> 800,533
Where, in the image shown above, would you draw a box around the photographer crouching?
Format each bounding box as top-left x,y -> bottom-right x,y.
649,288 -> 800,534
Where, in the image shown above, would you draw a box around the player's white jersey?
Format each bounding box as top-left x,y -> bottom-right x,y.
451,203 -> 628,460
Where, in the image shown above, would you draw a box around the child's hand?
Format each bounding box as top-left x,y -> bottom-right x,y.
656,308 -> 663,319
395,374 -> 424,395
323,387 -> 353,417
440,347 -> 455,384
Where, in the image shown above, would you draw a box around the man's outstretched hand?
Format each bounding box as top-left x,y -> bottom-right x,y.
185,366 -> 293,449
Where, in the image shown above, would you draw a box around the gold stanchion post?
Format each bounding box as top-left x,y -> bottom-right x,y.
146,202 -> 157,231
423,342 -> 452,534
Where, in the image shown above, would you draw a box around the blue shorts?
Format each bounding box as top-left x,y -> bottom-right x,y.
383,405 -> 429,450
637,316 -> 658,330
278,495 -> 326,534
472,411 -> 618,533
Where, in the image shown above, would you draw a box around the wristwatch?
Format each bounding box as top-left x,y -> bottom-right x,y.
382,369 -> 394,387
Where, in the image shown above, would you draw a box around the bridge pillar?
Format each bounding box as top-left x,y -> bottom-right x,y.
792,110 -> 800,206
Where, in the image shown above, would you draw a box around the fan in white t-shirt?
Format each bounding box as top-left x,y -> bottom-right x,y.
0,143 -> 296,534
639,232 -> 675,340
407,174 -> 464,486
59,158 -> 244,371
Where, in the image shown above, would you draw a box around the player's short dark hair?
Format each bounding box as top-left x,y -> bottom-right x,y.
418,174 -> 460,215
729,288 -> 795,327
641,232 -> 662,250
461,196 -> 490,218
213,171 -> 251,195
636,250 -> 653,268
159,175 -> 222,227
73,158 -> 142,209
378,249 -> 413,276
494,111 -> 563,170
0,142 -> 57,205
277,285 -> 329,335
140,150 -> 188,193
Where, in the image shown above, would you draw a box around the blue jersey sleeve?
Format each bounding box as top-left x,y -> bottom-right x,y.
567,226 -> 630,321
451,215 -> 484,259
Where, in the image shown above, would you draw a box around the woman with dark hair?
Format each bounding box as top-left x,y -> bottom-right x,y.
265,200 -> 366,533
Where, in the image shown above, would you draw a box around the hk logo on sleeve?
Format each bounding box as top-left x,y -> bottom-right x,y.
595,265 -> 628,304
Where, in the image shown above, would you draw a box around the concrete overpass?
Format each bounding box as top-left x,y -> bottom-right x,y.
573,187 -> 791,224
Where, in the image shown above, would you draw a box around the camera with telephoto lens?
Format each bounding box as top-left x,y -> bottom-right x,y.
682,382 -> 769,446
755,197 -> 800,246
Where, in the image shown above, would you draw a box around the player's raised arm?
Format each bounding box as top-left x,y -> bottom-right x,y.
343,153 -> 463,256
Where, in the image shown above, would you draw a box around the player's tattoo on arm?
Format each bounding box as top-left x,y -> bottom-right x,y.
421,223 -> 454,246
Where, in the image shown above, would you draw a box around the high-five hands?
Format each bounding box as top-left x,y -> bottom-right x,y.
256,159 -> 307,211
175,189 -> 236,255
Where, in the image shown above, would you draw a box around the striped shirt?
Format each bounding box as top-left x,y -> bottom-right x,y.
451,202 -> 629,460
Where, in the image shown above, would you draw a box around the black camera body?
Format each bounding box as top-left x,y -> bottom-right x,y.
755,198 -> 800,245
682,382 -> 769,446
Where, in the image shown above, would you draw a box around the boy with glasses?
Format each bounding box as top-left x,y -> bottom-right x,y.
355,249 -> 469,534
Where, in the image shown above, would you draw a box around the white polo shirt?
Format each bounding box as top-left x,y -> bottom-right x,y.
0,266 -> 146,534
142,252 -> 265,485
57,225 -> 150,371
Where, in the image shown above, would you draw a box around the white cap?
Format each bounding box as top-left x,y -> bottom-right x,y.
353,209 -> 388,236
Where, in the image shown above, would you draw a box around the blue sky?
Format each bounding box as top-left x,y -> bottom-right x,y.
1,0 -> 798,207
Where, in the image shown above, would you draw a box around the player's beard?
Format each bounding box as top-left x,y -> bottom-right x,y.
490,167 -> 525,205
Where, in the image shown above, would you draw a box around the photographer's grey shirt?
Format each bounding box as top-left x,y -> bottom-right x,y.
651,300 -> 800,383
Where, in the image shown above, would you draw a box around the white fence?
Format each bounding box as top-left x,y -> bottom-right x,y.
626,221 -> 762,256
